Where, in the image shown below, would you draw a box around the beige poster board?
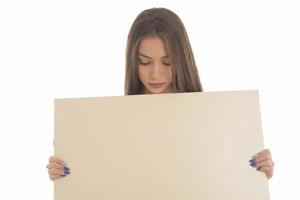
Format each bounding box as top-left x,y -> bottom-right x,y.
54,90 -> 269,200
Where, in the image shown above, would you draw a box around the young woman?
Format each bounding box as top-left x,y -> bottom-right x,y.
47,7 -> 274,181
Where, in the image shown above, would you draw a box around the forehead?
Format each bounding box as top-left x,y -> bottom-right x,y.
138,36 -> 169,57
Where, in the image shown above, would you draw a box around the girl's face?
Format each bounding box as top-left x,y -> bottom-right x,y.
138,36 -> 174,94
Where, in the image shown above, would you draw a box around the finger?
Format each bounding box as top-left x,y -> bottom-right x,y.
49,174 -> 65,181
48,168 -> 65,176
49,156 -> 67,165
47,162 -> 66,170
255,157 -> 273,167
257,166 -> 273,179
256,155 -> 274,167
257,166 -> 273,172
255,153 -> 271,163
256,153 -> 272,163
49,156 -> 66,164
255,160 -> 274,168
256,149 -> 271,157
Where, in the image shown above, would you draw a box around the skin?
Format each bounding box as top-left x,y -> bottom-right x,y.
250,149 -> 275,179
47,36 -> 274,180
138,36 -> 174,94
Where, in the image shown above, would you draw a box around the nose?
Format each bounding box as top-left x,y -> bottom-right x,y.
149,62 -> 163,79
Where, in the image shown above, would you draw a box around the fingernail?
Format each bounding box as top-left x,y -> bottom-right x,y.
61,174 -> 66,177
64,171 -> 71,175
249,159 -> 256,167
256,167 -> 261,171
64,166 -> 70,171
249,158 -> 256,164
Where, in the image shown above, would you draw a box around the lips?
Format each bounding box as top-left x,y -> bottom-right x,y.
148,82 -> 165,88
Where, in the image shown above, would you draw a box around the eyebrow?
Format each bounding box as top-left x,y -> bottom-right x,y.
138,53 -> 169,59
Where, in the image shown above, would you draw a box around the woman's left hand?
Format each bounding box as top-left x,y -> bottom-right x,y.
249,149 -> 274,179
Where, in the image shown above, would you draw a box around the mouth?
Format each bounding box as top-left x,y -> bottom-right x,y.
148,82 -> 166,88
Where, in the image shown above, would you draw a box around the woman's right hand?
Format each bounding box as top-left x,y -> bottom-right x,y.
47,156 -> 71,181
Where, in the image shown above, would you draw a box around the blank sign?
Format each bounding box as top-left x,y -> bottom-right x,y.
54,90 -> 269,200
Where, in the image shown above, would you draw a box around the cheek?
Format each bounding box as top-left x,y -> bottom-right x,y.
138,67 -> 147,80
167,68 -> 173,81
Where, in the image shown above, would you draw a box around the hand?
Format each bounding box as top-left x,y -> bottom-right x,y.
46,156 -> 71,181
249,149 -> 274,179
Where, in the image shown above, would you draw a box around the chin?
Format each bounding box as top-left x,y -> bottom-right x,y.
146,87 -> 169,94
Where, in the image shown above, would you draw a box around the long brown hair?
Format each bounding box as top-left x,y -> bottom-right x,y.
125,7 -> 203,95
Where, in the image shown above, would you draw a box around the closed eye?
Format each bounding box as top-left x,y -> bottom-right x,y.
139,61 -> 150,65
163,62 -> 171,66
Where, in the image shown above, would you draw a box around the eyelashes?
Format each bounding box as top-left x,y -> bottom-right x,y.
139,61 -> 171,66
139,61 -> 150,65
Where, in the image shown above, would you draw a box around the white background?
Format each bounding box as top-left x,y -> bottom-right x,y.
0,0 -> 299,199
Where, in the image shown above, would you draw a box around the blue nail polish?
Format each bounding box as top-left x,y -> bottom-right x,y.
64,166 -> 70,171
64,171 -> 71,175
249,159 -> 256,167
